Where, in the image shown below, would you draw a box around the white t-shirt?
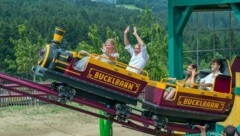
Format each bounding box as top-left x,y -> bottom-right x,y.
125,44 -> 149,74
200,71 -> 222,90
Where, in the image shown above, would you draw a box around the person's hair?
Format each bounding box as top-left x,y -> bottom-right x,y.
189,64 -> 198,71
105,38 -> 116,46
223,125 -> 240,136
211,59 -> 222,67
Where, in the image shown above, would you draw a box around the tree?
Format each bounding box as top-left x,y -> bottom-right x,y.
5,24 -> 43,81
137,9 -> 168,79
74,9 -> 169,80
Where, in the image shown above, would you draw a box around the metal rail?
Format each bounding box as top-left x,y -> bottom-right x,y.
0,72 -> 200,135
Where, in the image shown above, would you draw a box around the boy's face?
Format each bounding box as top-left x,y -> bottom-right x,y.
211,62 -> 220,72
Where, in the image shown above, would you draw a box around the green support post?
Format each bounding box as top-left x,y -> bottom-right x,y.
168,0 -> 183,79
230,4 -> 240,22
168,0 -> 193,79
99,110 -> 112,136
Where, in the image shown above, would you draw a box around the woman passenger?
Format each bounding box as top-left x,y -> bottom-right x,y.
74,38 -> 119,71
163,64 -> 200,100
95,38 -> 119,65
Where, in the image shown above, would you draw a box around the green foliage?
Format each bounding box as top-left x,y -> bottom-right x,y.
137,9 -> 168,79
75,25 -> 102,54
75,41 -> 93,52
74,8 -> 168,80
87,25 -> 103,53
0,0 -> 141,76
5,24 -> 43,80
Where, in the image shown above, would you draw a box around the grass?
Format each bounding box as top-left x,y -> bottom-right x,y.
0,103 -> 101,136
0,105 -> 61,117
0,103 -> 100,127
0,102 -> 97,117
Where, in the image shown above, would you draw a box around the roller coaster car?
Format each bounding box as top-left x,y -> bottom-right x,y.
142,58 -> 239,123
35,44 -> 149,105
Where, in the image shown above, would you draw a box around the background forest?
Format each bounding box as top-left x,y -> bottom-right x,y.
0,0 -> 240,80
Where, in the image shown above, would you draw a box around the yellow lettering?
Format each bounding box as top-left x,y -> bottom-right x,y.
210,103 -> 215,108
183,98 -> 188,105
107,76 -> 112,83
196,100 -> 200,106
115,79 -> 120,86
192,100 -> 196,105
179,97 -> 222,110
99,73 -> 104,80
128,83 -> 134,90
103,75 -> 108,82
214,103 -> 219,109
90,70 -> 138,92
119,81 -> 124,87
111,77 -> 115,84
123,82 -> 128,88
94,72 -> 99,78
206,102 -> 210,108
202,101 -> 206,107
188,99 -> 192,105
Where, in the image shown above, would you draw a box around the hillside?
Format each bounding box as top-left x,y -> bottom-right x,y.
0,0 -> 142,73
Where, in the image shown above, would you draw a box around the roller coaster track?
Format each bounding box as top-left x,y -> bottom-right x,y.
0,72 -> 200,135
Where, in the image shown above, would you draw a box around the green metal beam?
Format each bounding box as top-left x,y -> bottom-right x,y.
172,0 -> 240,6
177,6 -> 195,34
230,3 -> 240,22
168,0 -> 184,79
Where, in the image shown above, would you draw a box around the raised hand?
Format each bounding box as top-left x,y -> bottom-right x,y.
101,43 -> 106,53
191,69 -> 197,77
124,26 -> 130,34
133,26 -> 137,36
101,48 -> 106,54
